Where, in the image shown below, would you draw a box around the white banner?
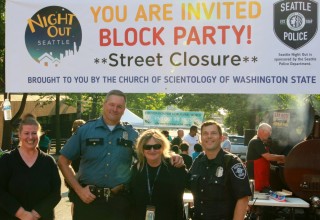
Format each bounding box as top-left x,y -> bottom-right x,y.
5,0 -> 320,93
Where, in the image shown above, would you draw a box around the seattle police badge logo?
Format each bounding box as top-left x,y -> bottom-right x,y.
273,0 -> 317,50
231,163 -> 246,179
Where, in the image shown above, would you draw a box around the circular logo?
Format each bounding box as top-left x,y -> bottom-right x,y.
25,6 -> 82,66
286,12 -> 306,32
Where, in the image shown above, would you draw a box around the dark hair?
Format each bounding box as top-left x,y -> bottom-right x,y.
171,138 -> 181,146
18,113 -> 41,133
201,120 -> 222,136
190,125 -> 198,131
161,130 -> 169,136
171,145 -> 180,154
194,143 -> 203,152
105,90 -> 127,103
180,143 -> 189,151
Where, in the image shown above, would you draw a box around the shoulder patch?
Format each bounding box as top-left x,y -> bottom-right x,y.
231,163 -> 247,179
122,121 -> 133,128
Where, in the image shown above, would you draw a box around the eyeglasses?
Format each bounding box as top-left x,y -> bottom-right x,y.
143,144 -> 162,150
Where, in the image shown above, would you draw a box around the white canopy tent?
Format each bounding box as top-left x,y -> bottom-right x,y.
122,109 -> 144,127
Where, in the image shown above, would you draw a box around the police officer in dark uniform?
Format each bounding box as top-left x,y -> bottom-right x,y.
58,90 -> 139,220
189,120 -> 251,220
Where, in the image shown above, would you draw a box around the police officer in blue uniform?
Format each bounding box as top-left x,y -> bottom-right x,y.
58,90 -> 138,220
189,120 -> 251,220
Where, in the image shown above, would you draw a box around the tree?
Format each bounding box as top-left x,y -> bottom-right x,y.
163,93 -> 310,135
55,94 -> 62,153
63,93 -> 167,119
127,93 -> 166,117
1,94 -> 28,150
0,2 -> 29,148
0,0 -> 5,92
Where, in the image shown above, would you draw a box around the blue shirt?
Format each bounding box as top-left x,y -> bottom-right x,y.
192,152 -> 200,160
60,117 -> 139,188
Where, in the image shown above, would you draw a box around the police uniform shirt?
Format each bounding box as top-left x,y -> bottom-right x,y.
189,149 -> 251,220
60,117 -> 139,188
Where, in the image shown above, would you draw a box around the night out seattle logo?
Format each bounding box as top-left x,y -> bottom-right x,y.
25,6 -> 82,67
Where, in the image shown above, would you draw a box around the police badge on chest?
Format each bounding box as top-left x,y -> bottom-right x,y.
216,166 -> 224,177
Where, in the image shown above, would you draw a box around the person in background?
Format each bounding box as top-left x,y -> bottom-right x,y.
246,123 -> 285,192
189,120 -> 251,220
11,129 -> 19,150
161,130 -> 172,142
70,119 -> 86,173
58,90 -> 184,220
171,145 -> 180,154
221,132 -> 231,152
39,130 -> 51,153
130,129 -> 188,220
0,113 -> 61,219
71,119 -> 86,135
67,119 -> 86,216
183,125 -> 199,156
192,143 -> 203,161
171,129 -> 184,146
180,143 -> 193,169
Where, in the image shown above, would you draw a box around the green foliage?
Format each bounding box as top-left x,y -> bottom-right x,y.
0,0 -> 4,49
126,93 -> 166,117
0,0 -> 5,92
162,93 -> 309,135
63,93 -> 105,119
55,93 -> 167,119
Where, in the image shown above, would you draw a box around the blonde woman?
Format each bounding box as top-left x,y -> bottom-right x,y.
130,129 -> 188,220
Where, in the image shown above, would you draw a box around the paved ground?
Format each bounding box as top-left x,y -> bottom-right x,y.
55,166 -> 72,220
51,150 -> 72,220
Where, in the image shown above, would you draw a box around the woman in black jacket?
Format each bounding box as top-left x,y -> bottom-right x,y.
0,114 -> 61,219
130,129 -> 188,220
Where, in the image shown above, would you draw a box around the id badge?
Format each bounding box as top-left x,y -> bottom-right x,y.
145,205 -> 156,220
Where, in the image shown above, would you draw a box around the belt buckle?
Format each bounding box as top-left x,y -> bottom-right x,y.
104,188 -> 111,202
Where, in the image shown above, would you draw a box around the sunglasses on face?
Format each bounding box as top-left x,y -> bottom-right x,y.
143,144 -> 162,150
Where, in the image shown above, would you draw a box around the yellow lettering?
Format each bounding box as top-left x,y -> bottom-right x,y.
163,4 -> 173,21
236,2 -> 246,19
27,14 -> 44,33
135,5 -> 148,21
249,1 -> 261,18
90,6 -> 101,23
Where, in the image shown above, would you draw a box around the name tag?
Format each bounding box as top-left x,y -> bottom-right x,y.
86,138 -> 104,146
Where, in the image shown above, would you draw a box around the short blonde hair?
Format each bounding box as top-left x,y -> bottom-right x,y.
71,119 -> 86,133
135,129 -> 171,171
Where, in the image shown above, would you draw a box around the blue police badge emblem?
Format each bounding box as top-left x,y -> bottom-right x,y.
273,0 -> 317,50
231,163 -> 246,179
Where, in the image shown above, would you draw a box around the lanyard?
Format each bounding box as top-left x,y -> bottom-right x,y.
146,163 -> 161,204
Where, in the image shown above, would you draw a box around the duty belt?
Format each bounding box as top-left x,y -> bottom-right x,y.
89,184 -> 125,202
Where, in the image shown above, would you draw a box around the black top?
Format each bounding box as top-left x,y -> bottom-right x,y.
130,159 -> 188,220
171,137 -> 183,146
0,148 -> 61,219
180,154 -> 193,169
246,135 -> 268,179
